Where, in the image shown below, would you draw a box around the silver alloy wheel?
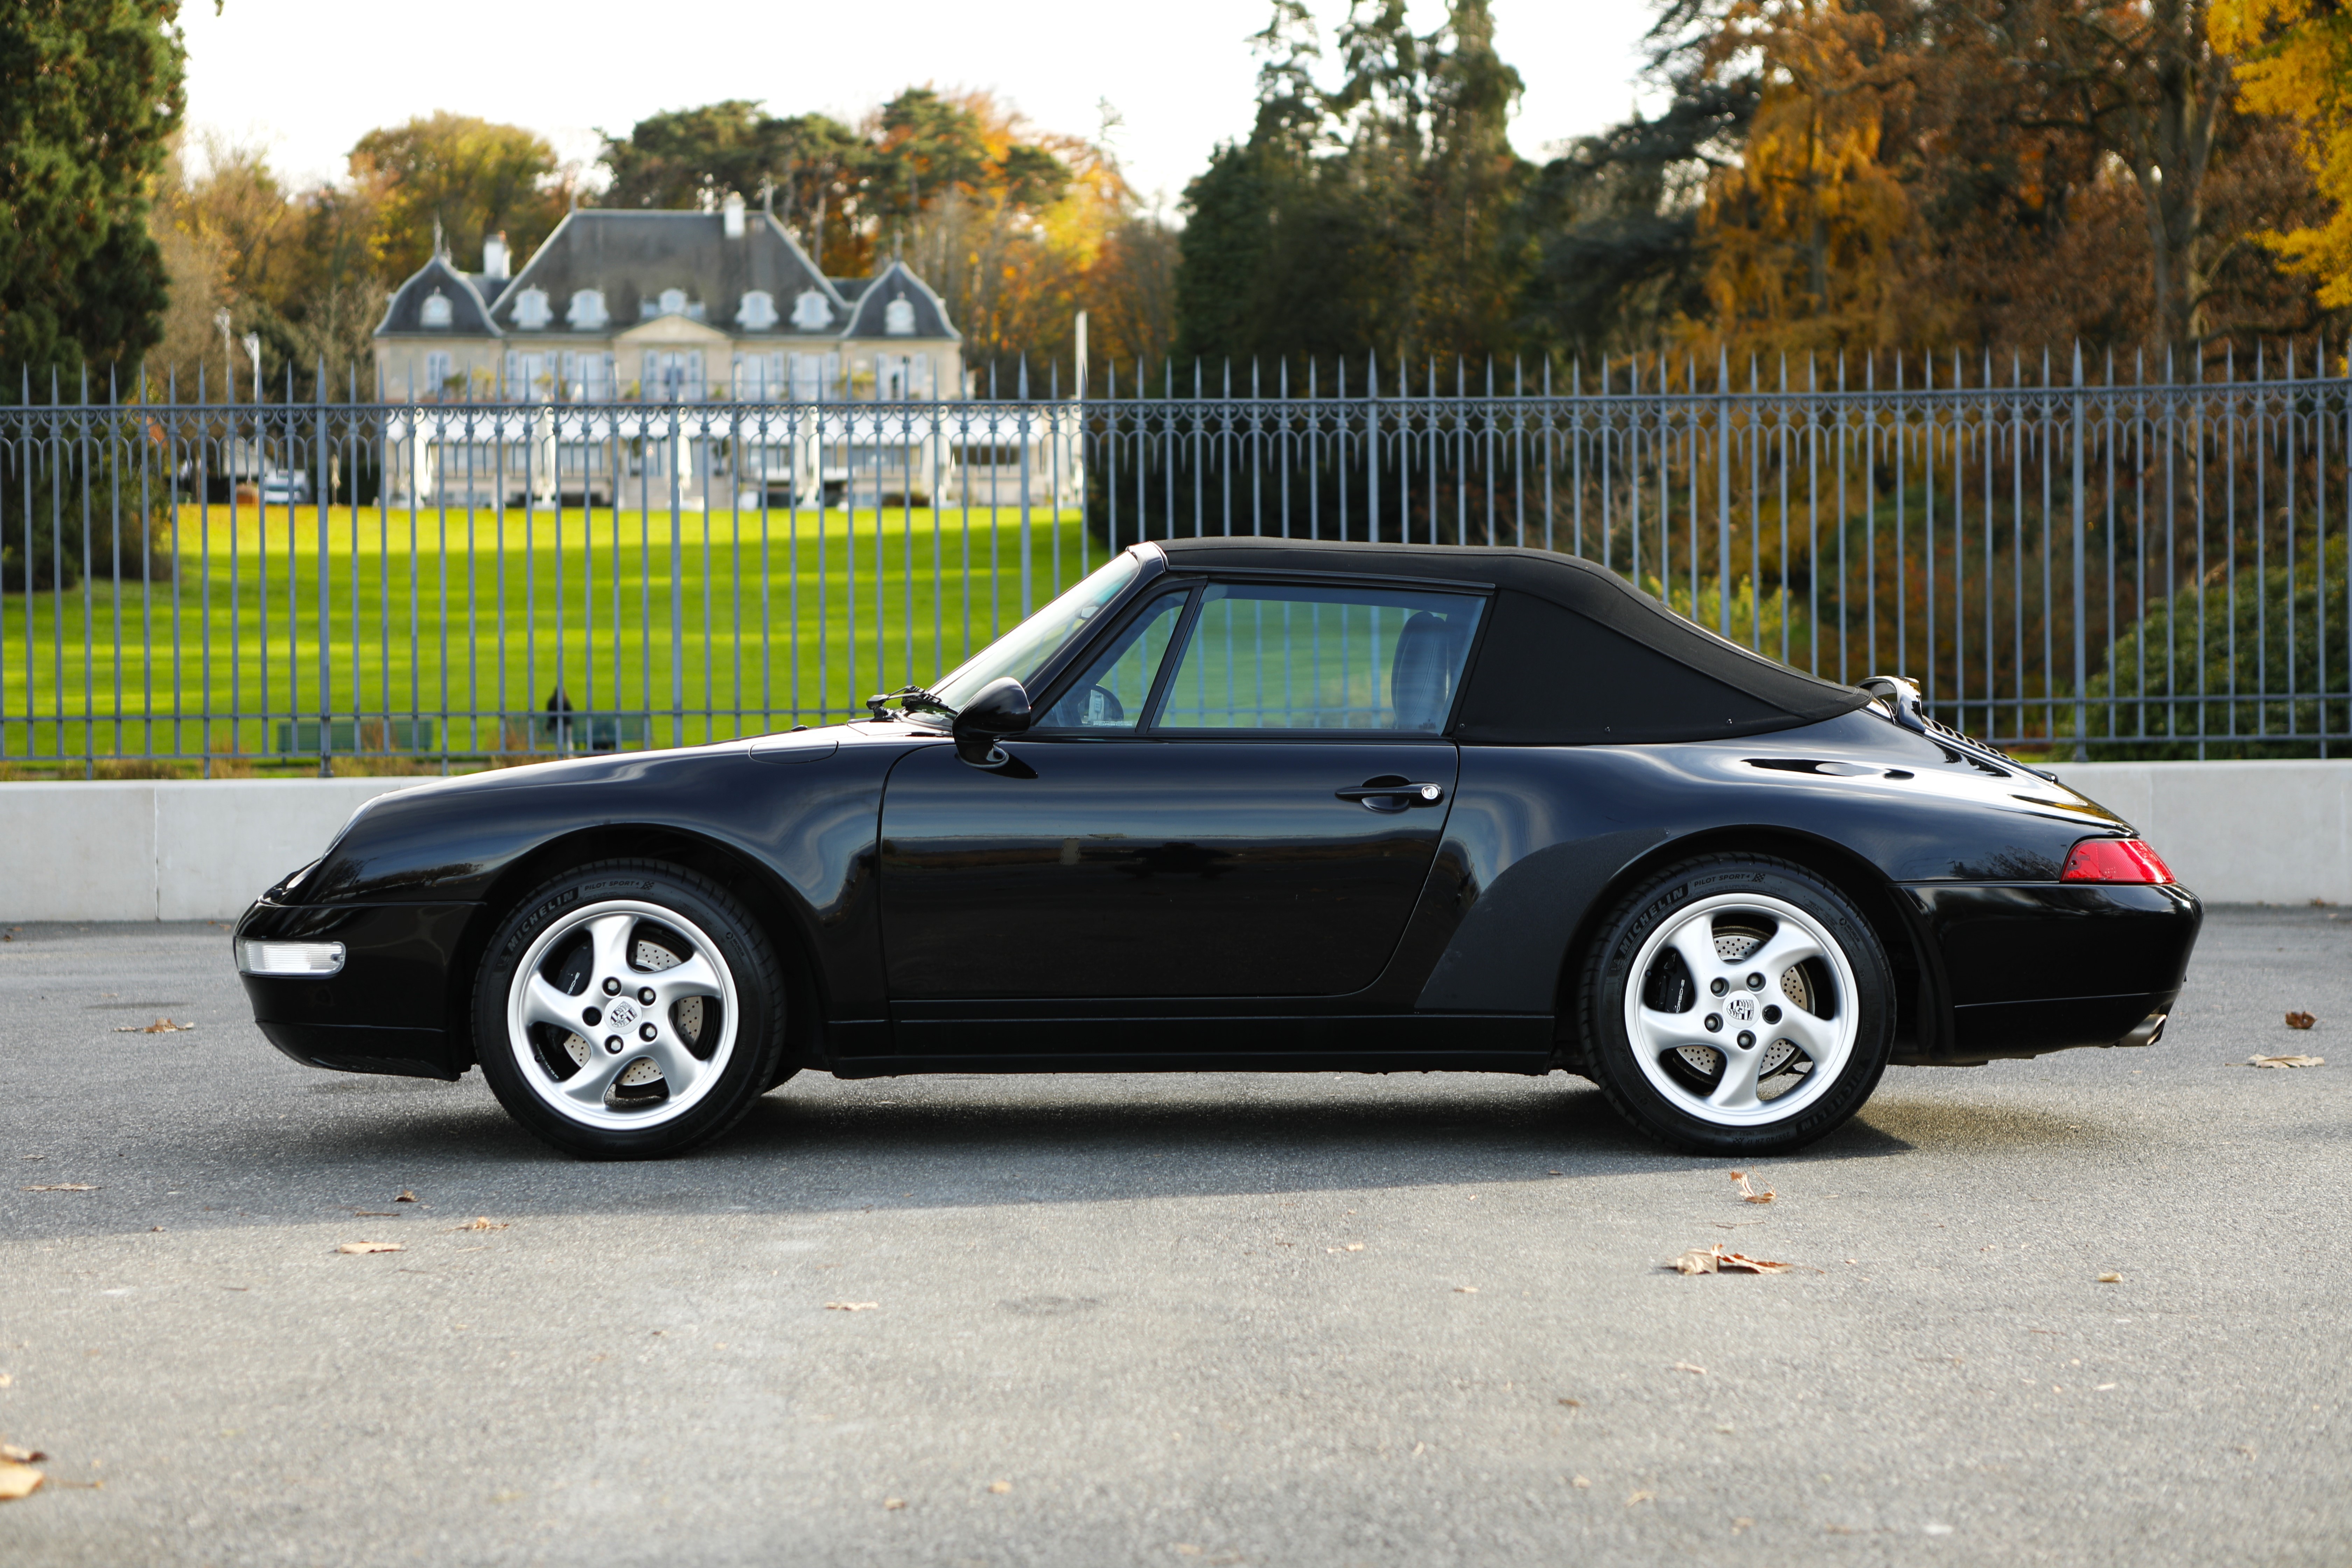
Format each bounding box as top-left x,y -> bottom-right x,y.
504,899 -> 739,1132
1621,891 -> 1858,1128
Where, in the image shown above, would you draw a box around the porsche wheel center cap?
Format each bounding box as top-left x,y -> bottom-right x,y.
607,997 -> 639,1030
1727,994 -> 1757,1024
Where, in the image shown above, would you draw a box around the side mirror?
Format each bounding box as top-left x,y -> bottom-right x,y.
951,676 -> 1031,764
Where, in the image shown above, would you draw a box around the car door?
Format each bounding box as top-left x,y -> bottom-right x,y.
877,576 -> 1487,1008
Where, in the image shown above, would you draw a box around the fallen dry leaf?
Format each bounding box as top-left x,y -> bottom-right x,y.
456,1217 -> 508,1232
1674,1245 -> 1794,1275
394,1190 -> 418,1203
1626,1490 -> 1656,1505
1672,1362 -> 1708,1376
2097,1272 -> 2122,1284
1571,1475 -> 1591,1489
336,1241 -> 404,1255
1730,1170 -> 1776,1205
825,1302 -> 880,1312
882,1496 -> 906,1510
988,1480 -> 1011,1494
0,1446 -> 47,1463
1557,1397 -> 1583,1408
113,1017 -> 194,1034
0,1376 -> 10,1388
2249,1054 -> 2325,1068
21,1185 -> 95,1193
1454,1285 -> 1479,1294
2285,1011 -> 2317,1030
0,1461 -> 43,1502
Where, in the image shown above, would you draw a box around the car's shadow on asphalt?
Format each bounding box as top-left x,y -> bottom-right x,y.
4,1072 -> 2016,1244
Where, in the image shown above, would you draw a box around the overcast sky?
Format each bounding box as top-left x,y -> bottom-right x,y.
179,0 -> 1660,213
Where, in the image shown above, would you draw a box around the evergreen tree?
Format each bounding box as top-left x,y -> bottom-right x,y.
0,0 -> 186,378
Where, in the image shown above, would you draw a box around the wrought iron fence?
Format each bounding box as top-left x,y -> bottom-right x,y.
4,346 -> 2347,772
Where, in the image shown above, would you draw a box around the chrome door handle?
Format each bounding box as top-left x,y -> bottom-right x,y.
1334,782 -> 1445,811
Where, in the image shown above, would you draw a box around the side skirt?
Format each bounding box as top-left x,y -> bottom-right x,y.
855,1012 -> 1556,1076
834,1050 -> 1557,1079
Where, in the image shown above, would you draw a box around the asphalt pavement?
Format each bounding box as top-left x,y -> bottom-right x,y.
1,906 -> 2347,1566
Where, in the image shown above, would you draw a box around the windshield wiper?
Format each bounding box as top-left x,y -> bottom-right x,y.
863,685 -> 956,721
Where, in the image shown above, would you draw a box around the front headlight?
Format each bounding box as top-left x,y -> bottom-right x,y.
237,940 -> 345,976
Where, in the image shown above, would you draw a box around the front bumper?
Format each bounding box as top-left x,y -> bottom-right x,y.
235,897 -> 481,1080
1899,880 -> 2202,1063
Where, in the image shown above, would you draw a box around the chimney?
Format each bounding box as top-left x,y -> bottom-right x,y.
482,232 -> 510,279
723,191 -> 746,239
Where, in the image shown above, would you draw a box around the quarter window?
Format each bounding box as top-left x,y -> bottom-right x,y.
1155,583 -> 1482,732
1037,592 -> 1188,730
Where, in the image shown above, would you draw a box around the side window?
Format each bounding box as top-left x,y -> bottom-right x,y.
1035,590 -> 1189,730
1155,583 -> 1483,732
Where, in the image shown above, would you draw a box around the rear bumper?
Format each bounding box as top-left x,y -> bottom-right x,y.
1899,880 -> 2201,1064
235,896 -> 479,1079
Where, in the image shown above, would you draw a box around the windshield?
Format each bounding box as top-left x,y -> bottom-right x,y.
924,551 -> 1145,714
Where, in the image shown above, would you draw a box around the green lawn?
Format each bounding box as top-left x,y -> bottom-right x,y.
1,503 -> 1092,765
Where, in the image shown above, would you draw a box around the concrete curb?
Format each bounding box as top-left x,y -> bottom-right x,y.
2,761 -> 2346,922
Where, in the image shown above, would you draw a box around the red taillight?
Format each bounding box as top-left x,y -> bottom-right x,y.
2060,838 -> 2175,884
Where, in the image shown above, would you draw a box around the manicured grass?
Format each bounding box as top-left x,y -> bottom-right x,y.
1,502 -> 1091,764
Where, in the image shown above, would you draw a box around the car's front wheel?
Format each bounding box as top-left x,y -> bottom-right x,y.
474,861 -> 786,1159
1578,855 -> 1893,1155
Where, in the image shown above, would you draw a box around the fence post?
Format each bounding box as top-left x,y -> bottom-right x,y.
669,399 -> 685,748
2071,342 -> 2088,760
1718,347 -> 1733,638
315,365 -> 331,776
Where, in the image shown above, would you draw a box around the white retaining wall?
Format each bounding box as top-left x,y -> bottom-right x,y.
1,762 -> 2347,922
1,778 -> 434,922
2045,761 -> 2352,906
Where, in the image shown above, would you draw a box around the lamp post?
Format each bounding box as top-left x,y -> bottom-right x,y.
214,309 -> 234,403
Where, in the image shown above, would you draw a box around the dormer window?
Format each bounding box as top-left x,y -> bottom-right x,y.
658,287 -> 688,317
883,297 -> 916,336
512,287 -> 552,330
567,288 -> 608,329
736,290 -> 779,330
420,289 -> 454,329
791,289 -> 834,330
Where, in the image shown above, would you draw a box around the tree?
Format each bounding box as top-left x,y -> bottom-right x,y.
145,135 -> 387,399
349,113 -> 570,283
602,99 -> 784,211
2212,0 -> 2352,306
1991,0 -> 2236,347
1693,0 -> 1923,348
0,0 -> 185,378
1174,0 -> 1535,367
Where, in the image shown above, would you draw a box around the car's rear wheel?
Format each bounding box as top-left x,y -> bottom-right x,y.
473,861 -> 785,1159
1578,855 -> 1893,1155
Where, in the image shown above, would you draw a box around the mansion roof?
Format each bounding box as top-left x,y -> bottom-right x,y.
376,209 -> 958,344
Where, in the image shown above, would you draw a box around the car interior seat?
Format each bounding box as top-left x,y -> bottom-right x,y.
1388,611 -> 1467,731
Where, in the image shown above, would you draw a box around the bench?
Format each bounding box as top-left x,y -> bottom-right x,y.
273,719 -> 440,755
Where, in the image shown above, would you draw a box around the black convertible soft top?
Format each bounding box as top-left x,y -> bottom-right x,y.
1152,536 -> 1872,744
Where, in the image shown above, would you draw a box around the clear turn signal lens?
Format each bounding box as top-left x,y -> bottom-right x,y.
237,940 -> 345,976
2059,838 -> 2175,884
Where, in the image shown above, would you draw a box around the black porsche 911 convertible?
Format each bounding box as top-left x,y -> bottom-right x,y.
234,537 -> 2200,1159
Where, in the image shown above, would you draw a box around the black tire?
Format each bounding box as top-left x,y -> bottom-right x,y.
1577,854 -> 1894,1156
473,860 -> 787,1160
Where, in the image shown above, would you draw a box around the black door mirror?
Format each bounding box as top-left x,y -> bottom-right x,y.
951,676 -> 1031,764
